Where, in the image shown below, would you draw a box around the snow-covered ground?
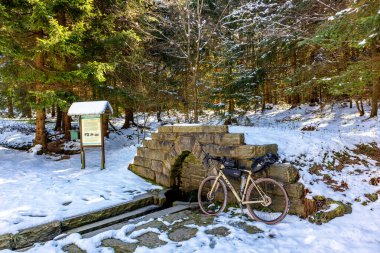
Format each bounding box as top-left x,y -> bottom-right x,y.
0,103 -> 379,252
0,127 -> 160,235
229,104 -> 379,202
7,204 -> 379,253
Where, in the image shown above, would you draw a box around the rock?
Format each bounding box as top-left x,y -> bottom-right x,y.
205,227 -> 230,237
62,244 -> 86,253
158,126 -> 173,132
283,182 -> 305,199
135,232 -> 167,248
309,199 -> 351,224
188,212 -> 214,226
128,164 -> 156,181
101,239 -> 136,253
164,211 -> 214,227
301,125 -> 317,131
364,193 -> 378,202
233,222 -> 263,234
47,140 -> 80,155
254,163 -> 300,183
202,126 -> 228,133
155,173 -> 171,187
223,117 -> 238,125
12,221 -> 61,249
168,227 -> 198,242
213,134 -> 244,146
0,233 -> 12,250
62,194 -> 154,230
151,133 -> 177,141
162,210 -> 192,224
152,189 -> 168,206
143,140 -> 174,151
133,156 -> 152,168
137,147 -> 168,161
131,220 -> 168,235
151,160 -> 164,173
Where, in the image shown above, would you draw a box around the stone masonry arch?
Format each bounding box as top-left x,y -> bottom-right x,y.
129,125 -> 306,216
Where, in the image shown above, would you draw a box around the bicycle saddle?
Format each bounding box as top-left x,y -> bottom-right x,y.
250,153 -> 279,173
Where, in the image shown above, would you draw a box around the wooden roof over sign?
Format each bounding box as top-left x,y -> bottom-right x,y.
68,101 -> 113,116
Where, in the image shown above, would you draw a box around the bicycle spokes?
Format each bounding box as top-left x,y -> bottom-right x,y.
198,177 -> 227,215
246,178 -> 289,224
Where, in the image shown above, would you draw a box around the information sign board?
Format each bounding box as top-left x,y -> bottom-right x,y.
81,116 -> 102,146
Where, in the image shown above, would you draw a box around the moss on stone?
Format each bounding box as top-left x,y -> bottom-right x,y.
309,199 -> 351,224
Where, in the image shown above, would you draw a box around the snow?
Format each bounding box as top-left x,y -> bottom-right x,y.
369,33 -> 377,38
6,204 -> 379,253
68,101 -> 113,116
358,39 -> 366,46
323,203 -> 339,213
335,8 -> 352,16
228,104 -> 379,202
0,104 -> 379,252
0,119 -> 36,149
0,127 -> 160,235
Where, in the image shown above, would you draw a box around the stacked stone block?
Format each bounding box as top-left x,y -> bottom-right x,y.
129,125 -> 307,216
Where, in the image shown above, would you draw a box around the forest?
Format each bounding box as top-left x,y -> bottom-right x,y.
0,0 -> 379,152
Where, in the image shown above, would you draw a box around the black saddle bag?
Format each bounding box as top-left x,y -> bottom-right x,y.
223,168 -> 242,178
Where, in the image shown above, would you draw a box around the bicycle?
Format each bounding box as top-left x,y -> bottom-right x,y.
198,153 -> 289,225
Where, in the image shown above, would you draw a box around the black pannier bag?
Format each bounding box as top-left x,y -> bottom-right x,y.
223,157 -> 236,168
223,168 -> 242,178
222,157 -> 240,178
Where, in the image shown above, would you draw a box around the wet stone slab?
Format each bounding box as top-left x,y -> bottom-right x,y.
232,222 -> 263,234
205,227 -> 230,237
168,227 -> 198,242
162,210 -> 214,227
101,239 -> 137,253
62,243 -> 86,253
131,220 -> 169,235
135,232 -> 167,248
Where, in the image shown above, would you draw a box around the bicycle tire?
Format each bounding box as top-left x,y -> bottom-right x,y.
198,176 -> 227,215
246,178 -> 289,224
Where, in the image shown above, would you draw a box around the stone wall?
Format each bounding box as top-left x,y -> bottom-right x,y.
129,125 -> 307,216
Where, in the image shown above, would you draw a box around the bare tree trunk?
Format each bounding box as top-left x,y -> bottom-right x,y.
355,99 -> 365,116
192,0 -> 204,123
157,111 -> 162,122
55,106 -> 63,131
228,99 -> 235,114
51,104 -> 56,118
35,108 -> 46,151
33,54 -> 47,152
290,50 -> 300,109
369,81 -> 379,118
7,96 -> 14,118
261,81 -> 266,113
122,108 -> 134,129
63,111 -> 71,140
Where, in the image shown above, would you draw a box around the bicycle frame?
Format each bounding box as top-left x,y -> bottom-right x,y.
210,169 -> 268,205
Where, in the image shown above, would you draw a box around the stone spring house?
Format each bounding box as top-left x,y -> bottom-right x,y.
129,125 -> 306,216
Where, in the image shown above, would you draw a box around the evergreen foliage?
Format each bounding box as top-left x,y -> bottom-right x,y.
0,0 -> 379,151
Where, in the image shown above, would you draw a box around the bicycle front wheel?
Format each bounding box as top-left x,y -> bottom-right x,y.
246,178 -> 289,224
198,176 -> 227,215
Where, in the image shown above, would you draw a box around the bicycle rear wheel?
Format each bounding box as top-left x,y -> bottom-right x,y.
246,178 -> 289,224
198,176 -> 227,215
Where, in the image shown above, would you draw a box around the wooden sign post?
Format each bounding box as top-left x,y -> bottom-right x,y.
68,101 -> 113,170
79,115 -> 105,169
